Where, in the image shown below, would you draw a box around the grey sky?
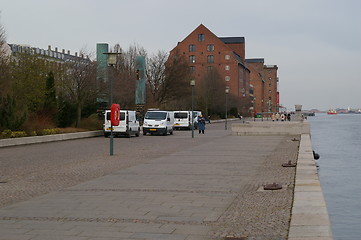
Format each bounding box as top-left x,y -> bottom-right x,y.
1,0 -> 360,111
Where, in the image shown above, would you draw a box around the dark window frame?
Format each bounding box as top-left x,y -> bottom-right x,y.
198,34 -> 205,42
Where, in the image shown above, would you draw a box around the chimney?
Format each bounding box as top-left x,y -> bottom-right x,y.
48,45 -> 51,50
62,49 -> 65,54
55,47 -> 58,52
67,50 -> 70,55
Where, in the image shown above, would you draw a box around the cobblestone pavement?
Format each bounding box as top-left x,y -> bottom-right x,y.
0,120 -> 299,240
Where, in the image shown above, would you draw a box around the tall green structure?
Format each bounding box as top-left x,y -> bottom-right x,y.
135,56 -> 146,116
96,43 -> 109,109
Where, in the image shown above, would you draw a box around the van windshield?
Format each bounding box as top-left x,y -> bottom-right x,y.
145,112 -> 167,120
106,112 -> 125,121
174,112 -> 188,119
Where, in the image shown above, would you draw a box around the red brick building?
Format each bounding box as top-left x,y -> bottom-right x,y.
246,59 -> 279,114
169,24 -> 251,115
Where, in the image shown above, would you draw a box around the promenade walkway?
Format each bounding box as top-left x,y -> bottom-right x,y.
0,122 -> 298,240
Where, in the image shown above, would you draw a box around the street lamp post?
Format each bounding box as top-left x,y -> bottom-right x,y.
225,86 -> 230,130
190,79 -> 195,138
103,51 -> 120,156
103,52 -> 120,106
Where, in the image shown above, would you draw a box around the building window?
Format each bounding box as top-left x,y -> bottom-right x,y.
207,44 -> 214,51
198,34 -> 205,42
207,55 -> 214,63
189,55 -> 196,63
189,44 -> 196,52
269,83 -> 271,87
190,66 -> 196,73
207,66 -> 213,72
225,65 -> 230,71
225,76 -> 230,81
225,55 -> 230,60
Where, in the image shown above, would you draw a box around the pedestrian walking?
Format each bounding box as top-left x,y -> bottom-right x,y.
281,113 -> 285,121
275,112 -> 280,121
271,113 -> 276,121
287,113 -> 291,121
197,115 -> 206,134
238,113 -> 243,120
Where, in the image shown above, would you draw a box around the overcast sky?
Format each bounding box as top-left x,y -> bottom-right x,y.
1,0 -> 360,111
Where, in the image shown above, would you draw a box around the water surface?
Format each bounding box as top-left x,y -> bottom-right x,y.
309,113 -> 361,240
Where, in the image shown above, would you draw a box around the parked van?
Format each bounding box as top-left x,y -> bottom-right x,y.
103,110 -> 140,137
174,111 -> 192,130
143,110 -> 174,135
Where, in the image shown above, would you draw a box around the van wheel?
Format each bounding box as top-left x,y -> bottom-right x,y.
170,130 -> 173,135
135,129 -> 140,137
163,128 -> 167,136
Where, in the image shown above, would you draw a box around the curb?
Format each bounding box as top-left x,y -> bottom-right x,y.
0,131 -> 103,148
288,133 -> 333,239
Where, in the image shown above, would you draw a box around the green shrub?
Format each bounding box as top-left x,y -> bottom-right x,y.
1,129 -> 12,139
79,114 -> 103,130
41,128 -> 61,135
10,131 -> 27,138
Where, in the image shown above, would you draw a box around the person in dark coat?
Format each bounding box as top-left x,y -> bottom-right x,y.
197,115 -> 206,134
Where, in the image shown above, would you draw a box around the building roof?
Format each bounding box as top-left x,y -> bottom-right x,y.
219,37 -> 245,44
245,58 -> 264,63
264,65 -> 278,69
233,52 -> 250,72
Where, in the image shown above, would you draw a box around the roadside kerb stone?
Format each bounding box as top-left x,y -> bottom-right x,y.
288,133 -> 333,240
0,130 -> 103,148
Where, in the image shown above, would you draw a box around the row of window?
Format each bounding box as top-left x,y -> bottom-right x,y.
189,44 -> 214,52
189,65 -> 231,71
189,66 -> 231,82
189,55 -> 230,64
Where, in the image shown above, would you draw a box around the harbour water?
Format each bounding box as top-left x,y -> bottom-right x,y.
308,113 -> 361,240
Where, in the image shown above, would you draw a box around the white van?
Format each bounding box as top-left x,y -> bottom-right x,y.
143,110 -> 174,136
103,110 -> 140,137
174,111 -> 192,130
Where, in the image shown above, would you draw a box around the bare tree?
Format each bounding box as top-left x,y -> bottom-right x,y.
107,43 -> 147,109
60,51 -> 97,127
198,68 -> 226,116
0,18 -> 11,96
146,50 -> 167,106
147,52 -> 191,108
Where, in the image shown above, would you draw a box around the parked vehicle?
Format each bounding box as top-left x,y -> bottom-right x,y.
103,110 -> 140,138
143,110 -> 174,136
174,111 -> 192,130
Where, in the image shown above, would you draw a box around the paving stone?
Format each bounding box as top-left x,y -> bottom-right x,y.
0,121 -> 299,239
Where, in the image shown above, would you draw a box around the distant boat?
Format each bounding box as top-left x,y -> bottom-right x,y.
327,109 -> 337,115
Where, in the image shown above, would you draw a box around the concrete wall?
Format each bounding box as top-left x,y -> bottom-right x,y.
288,134 -> 333,239
0,131 -> 103,148
232,121 -> 310,136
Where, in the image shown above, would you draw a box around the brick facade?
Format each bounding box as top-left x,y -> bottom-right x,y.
169,24 -> 251,115
263,65 -> 279,112
246,59 -> 279,114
